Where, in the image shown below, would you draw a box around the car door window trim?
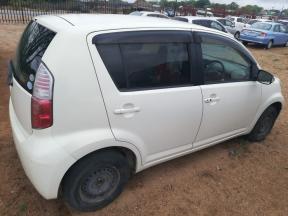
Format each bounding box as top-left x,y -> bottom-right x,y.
94,30 -> 199,92
194,31 -> 257,85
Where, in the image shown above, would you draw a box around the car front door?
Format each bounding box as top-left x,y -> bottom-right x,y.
193,33 -> 262,147
88,30 -> 203,165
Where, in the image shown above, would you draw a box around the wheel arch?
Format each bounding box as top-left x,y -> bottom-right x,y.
248,99 -> 283,134
58,145 -> 141,198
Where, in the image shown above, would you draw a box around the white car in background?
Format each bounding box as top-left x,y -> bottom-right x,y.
196,9 -> 214,17
227,16 -> 246,39
173,16 -> 230,35
129,11 -> 169,19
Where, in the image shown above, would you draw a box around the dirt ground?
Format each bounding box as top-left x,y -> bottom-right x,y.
0,24 -> 287,216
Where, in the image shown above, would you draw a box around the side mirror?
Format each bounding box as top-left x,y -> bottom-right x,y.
231,22 -> 235,28
257,70 -> 274,85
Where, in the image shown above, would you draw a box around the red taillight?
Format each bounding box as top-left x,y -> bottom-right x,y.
31,97 -> 53,129
260,32 -> 267,37
31,63 -> 54,129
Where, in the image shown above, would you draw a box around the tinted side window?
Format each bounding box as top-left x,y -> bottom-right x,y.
217,19 -> 225,25
200,36 -> 251,84
279,25 -> 287,33
193,20 -> 207,27
225,20 -> 233,27
120,43 -> 190,89
210,21 -> 225,32
97,42 -> 191,90
237,18 -> 243,23
97,44 -> 127,89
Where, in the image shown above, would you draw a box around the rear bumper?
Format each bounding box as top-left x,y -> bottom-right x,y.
240,34 -> 270,45
9,99 -> 76,199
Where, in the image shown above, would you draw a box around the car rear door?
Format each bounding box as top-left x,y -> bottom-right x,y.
193,32 -> 261,147
88,30 -> 203,165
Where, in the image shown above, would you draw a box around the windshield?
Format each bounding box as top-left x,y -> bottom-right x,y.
251,22 -> 272,30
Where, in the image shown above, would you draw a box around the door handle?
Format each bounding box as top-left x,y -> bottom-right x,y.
114,107 -> 140,114
204,97 -> 220,103
204,98 -> 212,103
211,97 -> 220,102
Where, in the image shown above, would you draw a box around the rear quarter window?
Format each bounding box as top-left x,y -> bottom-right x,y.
13,21 -> 56,93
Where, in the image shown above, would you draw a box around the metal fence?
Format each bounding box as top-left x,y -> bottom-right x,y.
0,0 -> 156,23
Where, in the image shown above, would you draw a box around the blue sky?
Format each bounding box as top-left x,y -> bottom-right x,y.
141,0 -> 288,10
211,0 -> 288,10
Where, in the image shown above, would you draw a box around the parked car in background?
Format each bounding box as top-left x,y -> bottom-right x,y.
9,14 -> 284,212
240,22 -> 288,49
196,9 -> 214,17
244,19 -> 259,28
226,16 -> 246,39
129,11 -> 169,19
244,19 -> 272,28
278,20 -> 288,26
216,18 -> 238,35
163,8 -> 175,17
173,16 -> 230,34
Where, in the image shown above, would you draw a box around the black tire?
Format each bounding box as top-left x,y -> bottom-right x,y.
242,41 -> 248,46
247,106 -> 278,142
284,41 -> 288,47
62,151 -> 130,212
266,40 -> 273,49
234,32 -> 240,40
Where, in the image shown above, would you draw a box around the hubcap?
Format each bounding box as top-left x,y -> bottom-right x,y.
79,167 -> 120,203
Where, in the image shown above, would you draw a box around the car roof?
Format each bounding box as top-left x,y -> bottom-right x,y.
140,11 -> 162,15
35,14 -> 210,33
180,16 -> 217,22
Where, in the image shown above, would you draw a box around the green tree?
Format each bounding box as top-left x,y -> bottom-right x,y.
160,0 -> 168,8
240,5 -> 263,14
194,0 -> 210,8
228,2 -> 239,10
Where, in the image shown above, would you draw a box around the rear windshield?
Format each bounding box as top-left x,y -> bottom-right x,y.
13,21 -> 56,93
251,22 -> 272,30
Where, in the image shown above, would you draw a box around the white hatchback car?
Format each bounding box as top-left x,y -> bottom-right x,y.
8,14 -> 284,212
227,16 -> 246,39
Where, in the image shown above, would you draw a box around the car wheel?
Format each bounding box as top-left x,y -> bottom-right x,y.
234,32 -> 240,40
284,41 -> 288,47
247,106 -> 279,142
242,41 -> 248,45
266,40 -> 273,49
62,151 -> 131,212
